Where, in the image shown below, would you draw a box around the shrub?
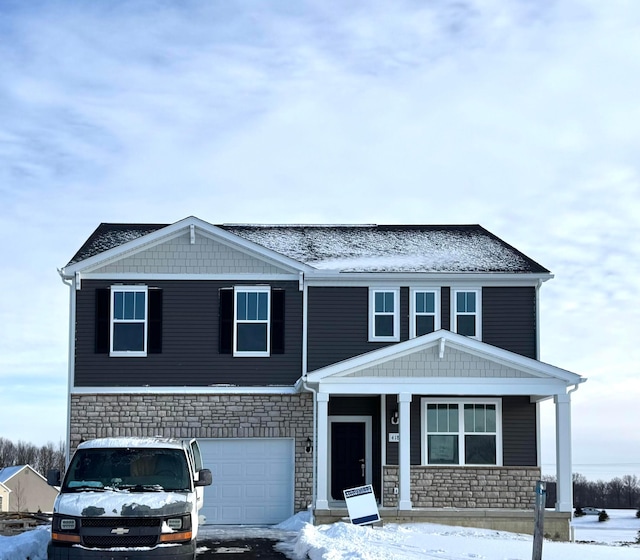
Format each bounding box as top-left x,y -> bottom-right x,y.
636,508 -> 640,519
598,510 -> 609,522
574,507 -> 585,517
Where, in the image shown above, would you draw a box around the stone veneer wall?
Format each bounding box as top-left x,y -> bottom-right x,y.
383,466 -> 541,508
70,393 -> 313,512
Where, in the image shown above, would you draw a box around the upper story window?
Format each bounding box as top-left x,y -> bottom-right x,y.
234,286 -> 271,356
110,286 -> 148,356
422,399 -> 502,466
452,289 -> 481,339
369,288 -> 400,341
410,288 -> 440,338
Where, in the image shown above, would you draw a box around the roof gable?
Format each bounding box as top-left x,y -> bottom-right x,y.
0,464 -> 27,483
305,330 -> 584,388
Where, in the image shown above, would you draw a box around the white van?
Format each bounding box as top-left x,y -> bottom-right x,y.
47,437 -> 212,560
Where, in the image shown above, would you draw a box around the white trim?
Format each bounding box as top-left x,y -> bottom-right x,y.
421,398 -> 503,466
233,285 -> 271,357
328,415 -> 372,502
451,288 -> 482,340
368,287 -> 400,342
305,272 -> 553,286
70,386 -> 299,395
409,287 -> 441,338
110,285 -> 148,357
73,273 -> 301,281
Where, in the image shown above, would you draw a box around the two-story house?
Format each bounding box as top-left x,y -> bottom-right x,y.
59,216 -> 584,538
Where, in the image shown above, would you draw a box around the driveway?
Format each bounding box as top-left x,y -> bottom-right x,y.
197,526 -> 297,559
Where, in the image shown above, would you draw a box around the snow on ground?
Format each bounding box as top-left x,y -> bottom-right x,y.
1,510 -> 638,560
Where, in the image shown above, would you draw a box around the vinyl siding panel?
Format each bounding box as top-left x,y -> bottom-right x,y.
482,287 -> 537,358
74,280 -> 302,386
307,287 -> 399,371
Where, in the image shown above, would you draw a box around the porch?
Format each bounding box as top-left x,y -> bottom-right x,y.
313,507 -> 573,541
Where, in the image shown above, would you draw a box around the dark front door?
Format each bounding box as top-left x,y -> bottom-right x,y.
331,421 -> 366,500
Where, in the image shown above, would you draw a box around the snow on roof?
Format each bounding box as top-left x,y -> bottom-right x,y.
66,221 -> 549,274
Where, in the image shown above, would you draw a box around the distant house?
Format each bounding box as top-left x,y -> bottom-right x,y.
59,217 -> 585,539
0,465 -> 59,513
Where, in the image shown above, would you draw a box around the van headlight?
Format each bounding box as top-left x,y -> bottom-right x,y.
60,518 -> 77,530
51,515 -> 81,544
167,517 -> 183,530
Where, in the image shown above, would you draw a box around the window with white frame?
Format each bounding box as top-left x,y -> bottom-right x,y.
110,286 -> 148,356
410,288 -> 440,338
369,288 -> 399,341
422,399 -> 501,466
452,289 -> 481,339
234,286 -> 271,356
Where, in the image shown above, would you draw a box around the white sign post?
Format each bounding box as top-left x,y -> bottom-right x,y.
343,484 -> 380,526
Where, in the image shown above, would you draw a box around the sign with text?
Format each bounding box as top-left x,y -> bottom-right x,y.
343,484 -> 380,525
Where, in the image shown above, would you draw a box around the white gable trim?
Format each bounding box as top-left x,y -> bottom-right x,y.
305,330 -> 584,386
62,216 -> 314,277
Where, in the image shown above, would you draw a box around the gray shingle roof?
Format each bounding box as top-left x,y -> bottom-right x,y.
67,222 -> 549,274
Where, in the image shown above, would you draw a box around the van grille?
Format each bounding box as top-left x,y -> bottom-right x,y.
79,517 -> 161,548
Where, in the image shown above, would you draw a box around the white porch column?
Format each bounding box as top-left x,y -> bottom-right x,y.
555,392 -> 573,512
398,392 -> 412,510
316,392 -> 330,510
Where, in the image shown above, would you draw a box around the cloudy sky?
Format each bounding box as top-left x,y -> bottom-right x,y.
1,0 -> 638,480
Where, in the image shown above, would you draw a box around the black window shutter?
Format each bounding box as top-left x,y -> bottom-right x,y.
219,288 -> 233,354
148,288 -> 163,354
95,288 -> 110,353
271,289 -> 285,354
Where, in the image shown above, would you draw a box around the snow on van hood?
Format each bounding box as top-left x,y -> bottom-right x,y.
55,490 -> 193,517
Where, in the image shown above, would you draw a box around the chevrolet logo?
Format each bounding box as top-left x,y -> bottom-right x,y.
111,527 -> 130,535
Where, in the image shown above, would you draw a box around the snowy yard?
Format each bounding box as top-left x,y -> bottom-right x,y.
1,509 -> 638,560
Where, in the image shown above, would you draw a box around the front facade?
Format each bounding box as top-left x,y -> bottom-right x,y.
0,465 -> 59,513
60,217 -> 584,536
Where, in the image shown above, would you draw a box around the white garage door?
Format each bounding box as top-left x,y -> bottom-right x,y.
199,438 -> 294,525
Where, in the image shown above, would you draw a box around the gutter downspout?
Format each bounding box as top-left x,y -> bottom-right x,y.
57,268 -> 75,466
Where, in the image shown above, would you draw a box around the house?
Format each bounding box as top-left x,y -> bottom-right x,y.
0,465 -> 59,513
59,216 -> 584,539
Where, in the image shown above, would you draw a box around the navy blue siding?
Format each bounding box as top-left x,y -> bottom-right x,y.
74,280 -> 302,386
482,287 -> 537,358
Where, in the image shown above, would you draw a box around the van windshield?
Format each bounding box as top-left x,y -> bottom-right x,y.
64,448 -> 191,492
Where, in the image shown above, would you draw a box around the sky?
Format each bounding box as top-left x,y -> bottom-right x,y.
0,0 -> 639,481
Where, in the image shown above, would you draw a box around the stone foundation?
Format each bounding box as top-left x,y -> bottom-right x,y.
383,465 -> 541,508
70,392 -> 313,512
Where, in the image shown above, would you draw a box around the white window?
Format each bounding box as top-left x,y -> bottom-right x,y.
369,288 -> 399,341
234,286 -> 270,356
110,286 -> 148,356
410,288 -> 440,338
422,399 -> 502,466
452,289 -> 481,339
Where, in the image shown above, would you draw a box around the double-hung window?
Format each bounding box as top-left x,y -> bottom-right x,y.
369,288 -> 399,341
234,286 -> 270,356
410,288 -> 440,338
422,399 -> 501,466
452,289 -> 481,339
110,286 -> 148,356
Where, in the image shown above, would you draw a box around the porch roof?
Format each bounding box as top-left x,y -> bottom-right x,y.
303,330 -> 585,398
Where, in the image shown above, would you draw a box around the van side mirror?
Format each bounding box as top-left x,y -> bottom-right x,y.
195,468 -> 212,487
47,469 -> 61,486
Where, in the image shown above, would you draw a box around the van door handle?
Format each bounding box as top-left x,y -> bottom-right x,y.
359,458 -> 365,478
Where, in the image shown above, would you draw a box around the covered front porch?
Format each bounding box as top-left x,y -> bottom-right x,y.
302,331 -> 584,540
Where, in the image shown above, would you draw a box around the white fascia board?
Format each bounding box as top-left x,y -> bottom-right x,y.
304,272 -> 553,287
62,216 -> 313,277
76,273 -> 302,282
71,386 -> 299,395
314,377 -> 568,396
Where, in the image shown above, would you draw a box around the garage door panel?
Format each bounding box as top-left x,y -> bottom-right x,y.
199,438 -> 294,525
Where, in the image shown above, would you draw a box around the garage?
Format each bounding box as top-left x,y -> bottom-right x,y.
198,438 -> 295,525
